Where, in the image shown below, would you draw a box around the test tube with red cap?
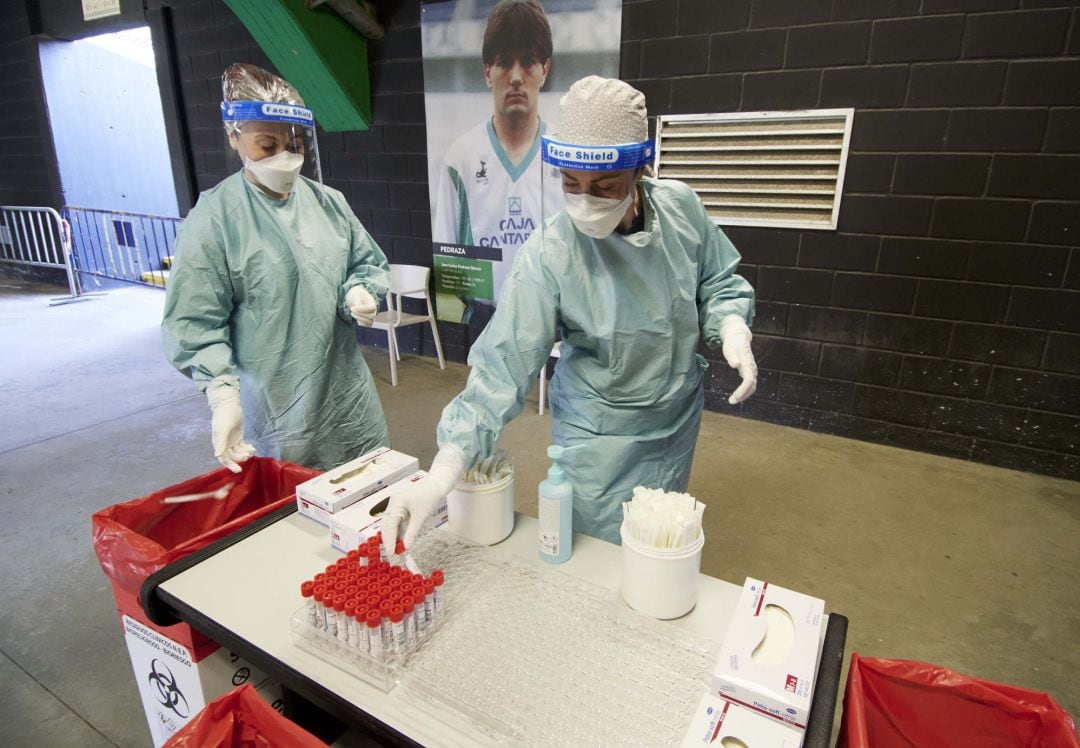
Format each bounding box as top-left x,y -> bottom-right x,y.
355,606 -> 370,652
323,592 -> 337,637
314,586 -> 330,630
412,589 -> 427,634
389,605 -> 405,652
301,581 -> 318,628
423,580 -> 435,623
402,597 -> 416,646
366,610 -> 383,658
344,601 -> 358,645
431,571 -> 445,616
380,602 -> 393,644
333,594 -> 349,641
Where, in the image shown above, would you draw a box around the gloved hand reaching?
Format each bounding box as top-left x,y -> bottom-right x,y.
719,315 -> 757,405
381,444 -> 468,555
345,285 -> 378,327
206,378 -> 257,473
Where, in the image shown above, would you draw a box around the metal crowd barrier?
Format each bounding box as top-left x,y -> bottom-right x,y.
62,206 -> 181,290
0,205 -> 83,304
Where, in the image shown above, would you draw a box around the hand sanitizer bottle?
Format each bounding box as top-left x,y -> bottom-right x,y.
539,445 -> 573,563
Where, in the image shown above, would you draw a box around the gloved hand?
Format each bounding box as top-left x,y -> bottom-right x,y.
382,444 -> 468,555
345,285 -> 378,327
719,315 -> 757,405
206,379 -> 257,473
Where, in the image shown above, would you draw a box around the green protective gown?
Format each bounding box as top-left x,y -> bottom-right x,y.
162,172 -> 391,471
436,177 -> 755,543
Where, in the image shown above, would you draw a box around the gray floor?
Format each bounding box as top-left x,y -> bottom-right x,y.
0,277 -> 1077,746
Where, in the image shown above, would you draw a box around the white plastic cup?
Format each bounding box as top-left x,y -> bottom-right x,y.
445,473 -> 514,545
619,524 -> 704,620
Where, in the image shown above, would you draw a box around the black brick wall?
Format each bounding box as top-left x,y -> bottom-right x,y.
626,0 -> 1080,481
2,0 -> 1077,481
0,2 -> 60,208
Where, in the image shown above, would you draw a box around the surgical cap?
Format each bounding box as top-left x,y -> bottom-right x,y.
221,63 -> 305,106
552,76 -> 648,146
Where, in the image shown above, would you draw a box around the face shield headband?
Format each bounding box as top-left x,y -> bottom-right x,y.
540,136 -> 655,172
221,99 -> 316,129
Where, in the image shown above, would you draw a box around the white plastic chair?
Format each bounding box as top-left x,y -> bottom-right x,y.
370,264 -> 445,386
538,341 -> 562,415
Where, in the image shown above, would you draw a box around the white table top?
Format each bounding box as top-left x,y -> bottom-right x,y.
158,512 -> 752,745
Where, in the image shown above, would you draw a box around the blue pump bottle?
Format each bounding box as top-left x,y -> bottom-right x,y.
538,445 -> 574,563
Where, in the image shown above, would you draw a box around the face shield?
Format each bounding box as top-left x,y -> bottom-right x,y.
539,135 -> 655,240
221,99 -> 323,199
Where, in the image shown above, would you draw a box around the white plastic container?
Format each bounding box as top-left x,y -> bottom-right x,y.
445,473 -> 514,545
620,524 -> 704,620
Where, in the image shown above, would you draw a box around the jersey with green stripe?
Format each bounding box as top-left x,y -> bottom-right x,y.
433,118 -> 564,298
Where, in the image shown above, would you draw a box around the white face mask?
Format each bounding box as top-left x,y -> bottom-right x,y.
564,190 -> 634,239
244,150 -> 305,195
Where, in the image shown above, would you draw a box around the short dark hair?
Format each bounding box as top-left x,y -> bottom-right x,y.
482,0 -> 553,67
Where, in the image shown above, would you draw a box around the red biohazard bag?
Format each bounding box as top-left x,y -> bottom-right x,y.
838,653 -> 1080,748
92,457 -> 319,597
163,684 -> 326,748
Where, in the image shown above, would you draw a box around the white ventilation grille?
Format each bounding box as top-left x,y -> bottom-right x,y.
655,109 -> 855,231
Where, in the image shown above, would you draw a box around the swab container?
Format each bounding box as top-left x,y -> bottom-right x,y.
446,473 -> 514,546
619,524 -> 704,620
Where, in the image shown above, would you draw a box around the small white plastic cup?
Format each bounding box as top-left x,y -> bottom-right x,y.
445,473 -> 514,545
619,523 -> 704,620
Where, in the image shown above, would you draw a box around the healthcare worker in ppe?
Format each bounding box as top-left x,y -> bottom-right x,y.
382,76 -> 757,551
162,63 -> 391,472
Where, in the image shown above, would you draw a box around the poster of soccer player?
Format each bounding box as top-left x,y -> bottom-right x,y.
422,0 -> 622,325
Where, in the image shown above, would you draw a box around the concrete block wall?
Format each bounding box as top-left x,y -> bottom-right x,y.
0,2 -> 60,208
1,0 -> 1077,480
622,0 -> 1080,480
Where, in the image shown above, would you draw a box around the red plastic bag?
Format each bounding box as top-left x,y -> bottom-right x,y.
839,653 -> 1080,748
163,684 -> 326,748
92,457 -> 319,596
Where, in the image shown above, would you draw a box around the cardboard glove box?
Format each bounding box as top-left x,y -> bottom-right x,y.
682,692 -> 804,747
329,470 -> 448,552
712,577 -> 825,729
296,447 -> 419,524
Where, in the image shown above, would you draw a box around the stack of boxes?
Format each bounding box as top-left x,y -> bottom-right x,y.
294,448 -> 448,549
683,578 -> 825,747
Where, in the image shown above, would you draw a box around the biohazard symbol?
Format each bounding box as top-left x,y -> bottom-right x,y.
148,659 -> 188,718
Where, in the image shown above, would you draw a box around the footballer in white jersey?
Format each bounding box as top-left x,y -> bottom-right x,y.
433,117 -> 564,300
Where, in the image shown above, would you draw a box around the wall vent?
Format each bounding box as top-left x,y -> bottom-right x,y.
655,109 -> 855,231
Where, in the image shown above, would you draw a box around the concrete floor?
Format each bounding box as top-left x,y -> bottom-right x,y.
0,277 -> 1077,746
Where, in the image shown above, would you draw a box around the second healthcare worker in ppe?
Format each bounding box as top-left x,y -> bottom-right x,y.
162,63 -> 391,472
382,76 -> 757,550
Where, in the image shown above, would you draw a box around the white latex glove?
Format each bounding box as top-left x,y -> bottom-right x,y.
719,315 -> 757,405
382,444 -> 467,555
206,380 -> 257,473
345,285 -> 377,327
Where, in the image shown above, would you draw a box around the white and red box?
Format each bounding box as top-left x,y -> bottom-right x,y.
682,692 -> 804,747
712,577 -> 824,729
296,447 -> 418,523
328,470 -> 448,552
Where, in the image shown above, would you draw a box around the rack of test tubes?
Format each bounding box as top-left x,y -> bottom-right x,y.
290,532 -> 457,692
293,529 -> 717,743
